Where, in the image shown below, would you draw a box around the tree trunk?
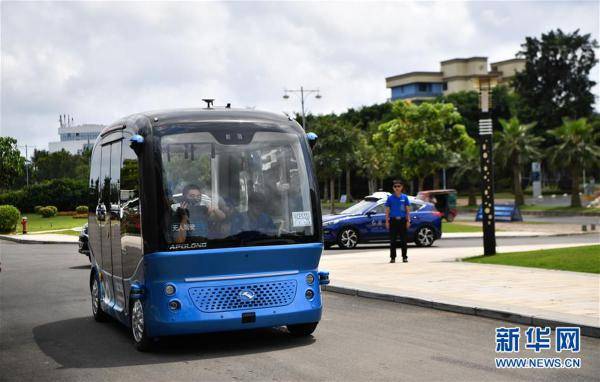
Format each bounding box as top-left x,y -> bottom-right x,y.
368,178 -> 376,195
433,171 -> 440,190
513,162 -> 524,206
571,165 -> 581,207
345,167 -> 353,202
323,181 -> 329,201
468,185 -> 477,207
329,178 -> 335,214
379,178 -> 384,191
417,177 -> 424,192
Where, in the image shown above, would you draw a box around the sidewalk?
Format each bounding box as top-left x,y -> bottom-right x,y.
0,233 -> 78,244
320,242 -> 600,336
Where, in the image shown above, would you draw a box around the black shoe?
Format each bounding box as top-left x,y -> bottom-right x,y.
402,258 -> 408,263
390,258 -> 395,263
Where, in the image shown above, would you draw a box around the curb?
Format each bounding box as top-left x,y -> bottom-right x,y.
322,285 -> 600,338
0,235 -> 77,245
440,231 -> 598,240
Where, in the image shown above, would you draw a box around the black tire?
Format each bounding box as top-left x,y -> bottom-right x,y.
130,299 -> 155,352
287,322 -> 318,337
414,226 -> 436,247
91,274 -> 109,322
337,227 -> 359,249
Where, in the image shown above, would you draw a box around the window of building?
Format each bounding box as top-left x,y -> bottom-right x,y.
443,82 -> 448,91
418,83 -> 429,92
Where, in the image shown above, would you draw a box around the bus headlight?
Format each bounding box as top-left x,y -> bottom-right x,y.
306,273 -> 315,285
165,284 -> 176,296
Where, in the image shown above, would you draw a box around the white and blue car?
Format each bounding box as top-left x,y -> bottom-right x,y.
323,192 -> 443,249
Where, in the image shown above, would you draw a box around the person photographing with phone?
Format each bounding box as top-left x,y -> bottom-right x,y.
174,184 -> 225,243
385,180 -> 410,263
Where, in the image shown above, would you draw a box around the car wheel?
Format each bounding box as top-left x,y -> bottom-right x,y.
91,275 -> 109,322
131,299 -> 155,352
445,214 -> 455,222
287,322 -> 318,337
337,227 -> 358,249
415,226 -> 435,247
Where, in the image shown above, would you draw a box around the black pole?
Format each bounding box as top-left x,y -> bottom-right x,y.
479,90 -> 496,255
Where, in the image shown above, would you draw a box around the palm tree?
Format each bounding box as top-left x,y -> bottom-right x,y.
495,117 -> 543,206
548,118 -> 600,207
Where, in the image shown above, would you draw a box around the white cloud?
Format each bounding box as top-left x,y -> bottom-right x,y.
1,1 -> 598,154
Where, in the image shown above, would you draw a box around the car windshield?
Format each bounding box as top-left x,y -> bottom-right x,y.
340,199 -> 377,215
159,129 -> 314,249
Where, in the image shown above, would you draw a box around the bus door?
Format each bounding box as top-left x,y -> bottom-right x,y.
98,134 -> 123,310
109,140 -> 127,314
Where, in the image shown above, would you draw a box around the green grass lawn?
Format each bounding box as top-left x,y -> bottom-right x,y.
442,222 -> 482,233
464,245 -> 600,274
20,214 -> 87,233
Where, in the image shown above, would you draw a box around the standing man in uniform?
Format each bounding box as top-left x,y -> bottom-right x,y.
385,180 -> 410,263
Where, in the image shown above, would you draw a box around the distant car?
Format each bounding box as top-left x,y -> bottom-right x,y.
323,193 -> 442,249
78,223 -> 90,261
416,189 -> 457,222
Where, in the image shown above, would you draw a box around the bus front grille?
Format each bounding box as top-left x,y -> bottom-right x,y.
188,280 -> 298,313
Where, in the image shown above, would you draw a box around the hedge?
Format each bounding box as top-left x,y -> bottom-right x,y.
0,205 -> 21,233
0,178 -> 89,213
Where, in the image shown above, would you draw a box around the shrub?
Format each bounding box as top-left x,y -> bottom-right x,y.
34,205 -> 43,214
0,205 -> 21,233
0,178 -> 88,212
39,206 -> 57,218
76,205 -> 89,214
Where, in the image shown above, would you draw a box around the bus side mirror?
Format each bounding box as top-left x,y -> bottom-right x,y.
306,132 -> 318,150
129,135 -> 144,155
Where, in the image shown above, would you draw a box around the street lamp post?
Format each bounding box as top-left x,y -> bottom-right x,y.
283,86 -> 321,130
479,84 -> 496,256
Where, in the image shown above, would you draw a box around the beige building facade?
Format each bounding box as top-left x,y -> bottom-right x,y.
386,56 -> 525,102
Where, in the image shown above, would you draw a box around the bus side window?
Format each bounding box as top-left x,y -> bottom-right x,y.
88,145 -> 102,263
120,140 -> 142,279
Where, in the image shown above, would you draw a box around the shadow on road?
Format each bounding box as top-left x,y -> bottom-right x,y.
33,317 -> 315,368
69,265 -> 91,270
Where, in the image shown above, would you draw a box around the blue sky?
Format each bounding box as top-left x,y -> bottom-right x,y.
1,1 -> 598,154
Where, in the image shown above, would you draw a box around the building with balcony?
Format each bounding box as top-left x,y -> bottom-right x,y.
48,123 -> 104,154
385,56 -> 525,102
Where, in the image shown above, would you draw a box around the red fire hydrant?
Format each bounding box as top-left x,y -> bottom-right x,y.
21,217 -> 28,234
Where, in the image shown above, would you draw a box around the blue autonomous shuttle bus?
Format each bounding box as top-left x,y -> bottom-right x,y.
87,106 -> 328,351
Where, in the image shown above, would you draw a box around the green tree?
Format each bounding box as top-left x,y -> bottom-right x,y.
356,126 -> 393,194
436,91 -> 480,138
547,118 -> 600,207
450,142 -> 480,207
30,149 -> 90,182
308,115 -> 357,213
0,137 -> 25,191
513,29 -> 598,136
494,117 -> 543,205
376,101 -> 471,191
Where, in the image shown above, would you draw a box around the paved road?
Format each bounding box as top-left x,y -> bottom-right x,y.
1,241 -> 599,381
325,232 -> 599,255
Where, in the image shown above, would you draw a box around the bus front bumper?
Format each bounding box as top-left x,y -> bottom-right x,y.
143,273 -> 324,337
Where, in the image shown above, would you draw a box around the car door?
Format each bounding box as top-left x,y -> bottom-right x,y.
366,203 -> 387,240
109,140 -> 126,314
408,200 -> 424,237
99,142 -> 114,307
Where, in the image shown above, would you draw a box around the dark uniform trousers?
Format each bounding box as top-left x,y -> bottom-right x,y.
389,217 -> 408,260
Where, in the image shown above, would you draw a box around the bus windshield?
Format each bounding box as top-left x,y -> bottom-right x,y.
159,130 -> 315,249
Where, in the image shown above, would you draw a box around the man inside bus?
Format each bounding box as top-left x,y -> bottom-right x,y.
173,184 -> 225,243
230,192 -> 276,235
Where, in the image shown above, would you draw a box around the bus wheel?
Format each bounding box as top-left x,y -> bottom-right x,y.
91,276 -> 108,322
131,299 -> 154,352
337,228 -> 358,249
287,322 -> 318,337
